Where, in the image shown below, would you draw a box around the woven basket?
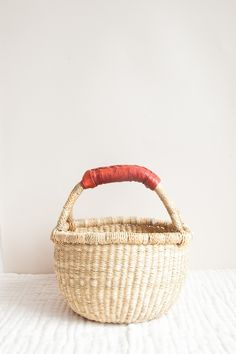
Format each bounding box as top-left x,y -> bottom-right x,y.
51,165 -> 191,324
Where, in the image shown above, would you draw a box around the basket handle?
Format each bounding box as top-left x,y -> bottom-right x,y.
81,165 -> 161,190
56,165 -> 184,232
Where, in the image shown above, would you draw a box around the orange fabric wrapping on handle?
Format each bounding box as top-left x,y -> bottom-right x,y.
80,165 -> 161,190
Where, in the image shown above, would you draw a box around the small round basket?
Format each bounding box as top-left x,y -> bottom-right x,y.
51,165 -> 191,324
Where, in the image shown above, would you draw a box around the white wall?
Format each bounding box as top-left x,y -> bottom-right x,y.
1,0 -> 235,273
0,106 -> 3,272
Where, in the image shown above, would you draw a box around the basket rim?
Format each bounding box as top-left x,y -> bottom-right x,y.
51,216 -> 191,246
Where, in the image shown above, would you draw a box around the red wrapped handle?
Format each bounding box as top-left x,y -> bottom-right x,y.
80,165 -> 161,190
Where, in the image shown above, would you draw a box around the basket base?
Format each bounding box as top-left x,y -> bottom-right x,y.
68,305 -> 171,324
63,284 -> 182,324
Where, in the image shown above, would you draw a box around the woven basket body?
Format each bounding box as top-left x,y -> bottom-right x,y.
51,166 -> 191,324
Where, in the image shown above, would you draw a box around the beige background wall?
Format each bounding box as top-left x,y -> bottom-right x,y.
1,0 -> 235,273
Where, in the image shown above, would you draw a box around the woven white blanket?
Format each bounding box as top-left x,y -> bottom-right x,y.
0,271 -> 236,354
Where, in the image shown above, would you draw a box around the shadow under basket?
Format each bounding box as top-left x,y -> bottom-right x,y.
51,165 -> 191,324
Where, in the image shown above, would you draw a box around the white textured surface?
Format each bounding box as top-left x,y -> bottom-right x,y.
0,270 -> 236,354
